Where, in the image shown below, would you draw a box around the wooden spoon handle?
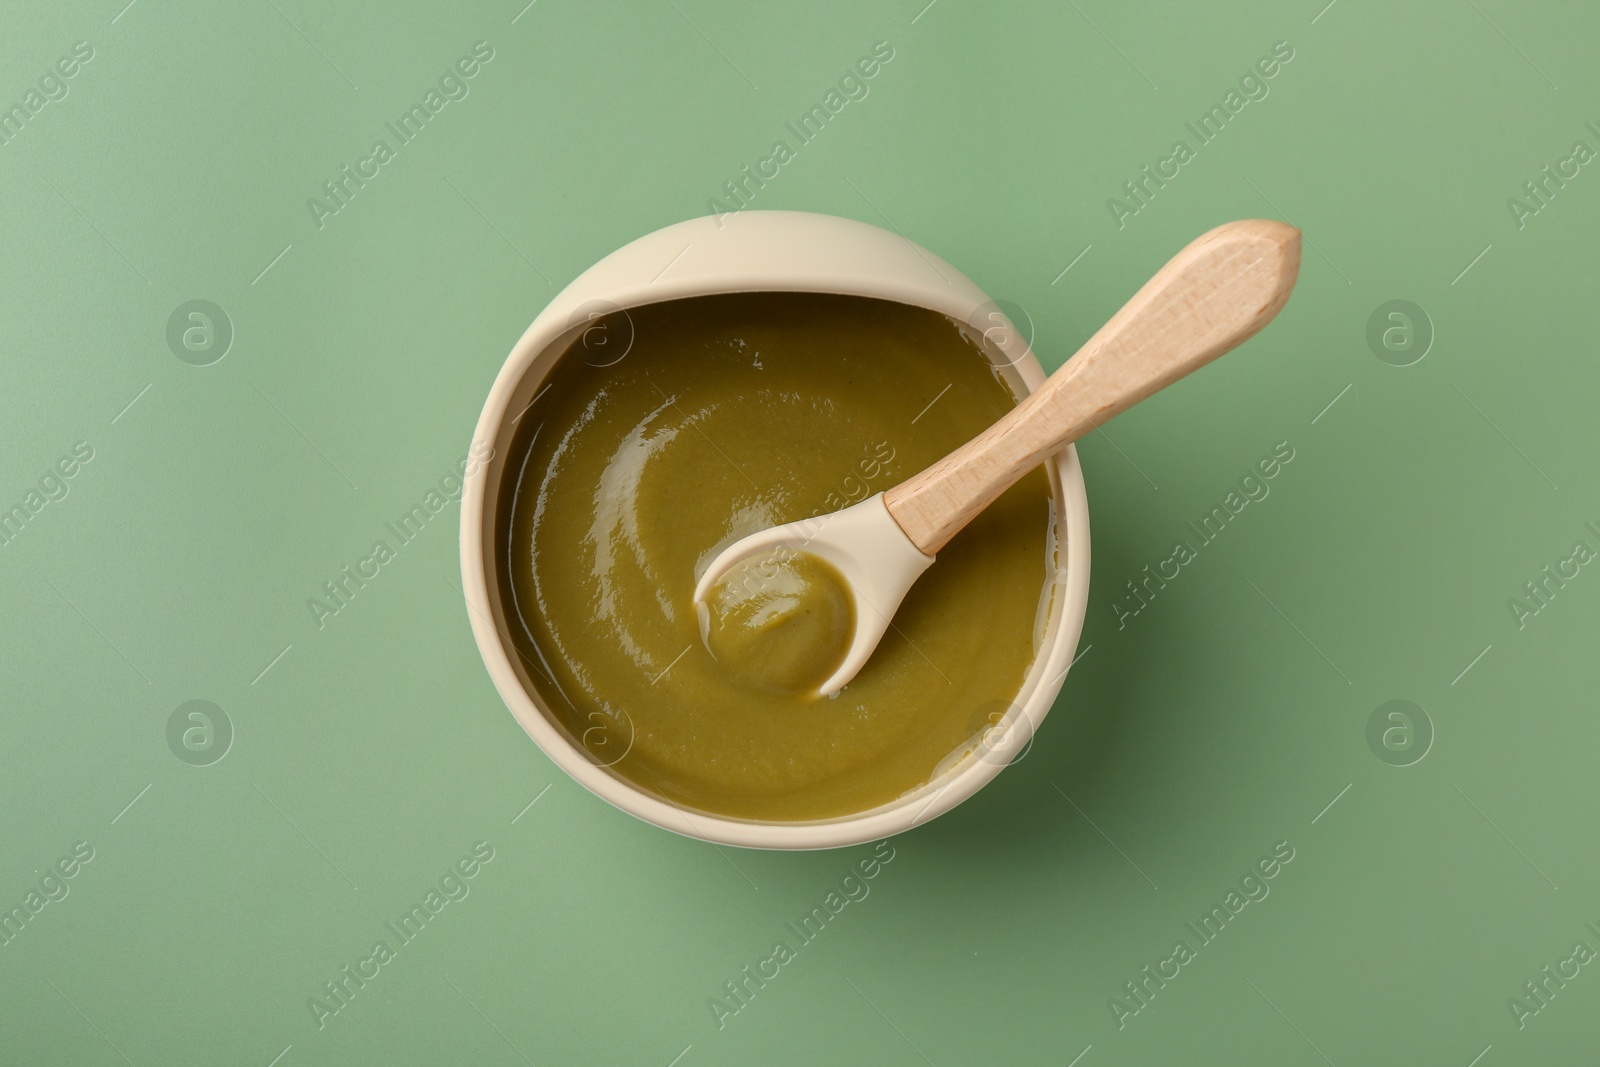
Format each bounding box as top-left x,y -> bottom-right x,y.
884,219 -> 1301,555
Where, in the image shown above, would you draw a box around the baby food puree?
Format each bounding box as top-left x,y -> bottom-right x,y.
498,292 -> 1052,821
700,547 -> 856,696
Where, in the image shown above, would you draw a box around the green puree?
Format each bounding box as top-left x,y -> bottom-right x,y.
497,292 -> 1052,821
701,548 -> 856,695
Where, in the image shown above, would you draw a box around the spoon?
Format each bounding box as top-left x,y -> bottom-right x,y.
694,219 -> 1302,696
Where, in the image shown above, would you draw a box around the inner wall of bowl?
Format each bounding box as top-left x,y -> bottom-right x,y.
477,295 -> 1073,823
477,316 -> 588,743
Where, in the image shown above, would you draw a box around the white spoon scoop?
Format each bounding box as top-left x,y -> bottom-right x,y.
694,219 -> 1302,696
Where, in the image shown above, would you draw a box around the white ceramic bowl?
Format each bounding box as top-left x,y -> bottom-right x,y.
460,210 -> 1090,850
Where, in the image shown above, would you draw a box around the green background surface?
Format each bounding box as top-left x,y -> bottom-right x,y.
3,0 -> 1597,1063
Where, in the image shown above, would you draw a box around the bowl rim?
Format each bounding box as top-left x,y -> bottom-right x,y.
460,209 -> 1091,850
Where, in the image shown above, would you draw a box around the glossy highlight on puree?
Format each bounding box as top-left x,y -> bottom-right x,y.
497,292 -> 1054,821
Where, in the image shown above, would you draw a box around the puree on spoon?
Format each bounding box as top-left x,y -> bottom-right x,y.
699,548 -> 855,696
497,292 -> 1053,821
